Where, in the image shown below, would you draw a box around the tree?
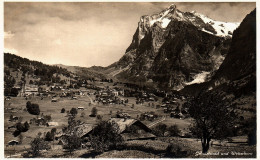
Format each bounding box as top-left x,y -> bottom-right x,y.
45,131 -> 53,141
9,114 -> 14,121
10,88 -> 19,97
80,112 -> 85,117
168,124 -> 180,137
90,107 -> 97,117
24,121 -> 30,131
175,106 -> 180,113
29,137 -> 50,157
16,122 -> 25,132
61,108 -> 65,113
187,92 -> 237,153
63,116 -> 82,155
70,108 -> 78,117
26,101 -> 40,115
153,124 -> 167,137
89,121 -> 123,153
18,134 -> 23,144
63,133 -> 82,155
51,128 -> 57,135
29,80 -> 34,84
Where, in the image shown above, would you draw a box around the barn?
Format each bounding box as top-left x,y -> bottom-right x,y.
109,118 -> 156,141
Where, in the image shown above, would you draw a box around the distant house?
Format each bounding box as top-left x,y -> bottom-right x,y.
109,118 -> 156,141
77,107 -> 84,110
51,98 -> 58,102
77,124 -> 95,138
21,84 -> 38,96
112,90 -> 119,96
47,122 -> 59,126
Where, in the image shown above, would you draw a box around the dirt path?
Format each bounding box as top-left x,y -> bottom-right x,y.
147,116 -> 166,128
86,94 -> 96,105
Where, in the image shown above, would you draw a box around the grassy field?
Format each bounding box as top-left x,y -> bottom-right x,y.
4,83 -> 256,158
4,88 -> 172,157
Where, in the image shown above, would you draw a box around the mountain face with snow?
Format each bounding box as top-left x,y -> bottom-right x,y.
107,4 -> 239,90
208,8 -> 256,94
181,8 -> 256,97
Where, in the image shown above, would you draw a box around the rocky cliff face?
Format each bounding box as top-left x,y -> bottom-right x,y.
208,8 -> 256,95
108,4 -> 239,90
181,8 -> 256,97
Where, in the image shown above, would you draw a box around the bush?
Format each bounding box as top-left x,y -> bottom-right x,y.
26,101 -> 40,115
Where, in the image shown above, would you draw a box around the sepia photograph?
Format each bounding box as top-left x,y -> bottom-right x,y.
3,1 -> 257,158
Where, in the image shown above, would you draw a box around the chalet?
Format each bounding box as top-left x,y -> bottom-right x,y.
77,124 -> 95,138
57,124 -> 95,142
77,107 -> 84,110
109,118 -> 156,141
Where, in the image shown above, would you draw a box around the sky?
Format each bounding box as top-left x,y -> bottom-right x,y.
4,2 -> 256,67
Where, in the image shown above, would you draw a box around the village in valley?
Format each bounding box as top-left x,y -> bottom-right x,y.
4,54 -> 256,158
4,65 -> 192,157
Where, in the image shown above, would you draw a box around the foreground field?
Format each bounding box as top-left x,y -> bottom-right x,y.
4,93 -> 256,158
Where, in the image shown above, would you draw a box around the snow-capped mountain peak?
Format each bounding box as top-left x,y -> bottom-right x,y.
138,4 -> 239,39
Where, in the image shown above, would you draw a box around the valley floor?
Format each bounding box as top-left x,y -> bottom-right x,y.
4,82 -> 256,158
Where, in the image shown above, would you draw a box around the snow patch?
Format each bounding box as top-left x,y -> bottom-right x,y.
161,18 -> 171,28
149,17 -> 171,28
185,71 -> 210,85
195,13 -> 239,37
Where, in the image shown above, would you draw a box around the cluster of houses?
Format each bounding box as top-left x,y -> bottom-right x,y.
135,92 -> 157,105
94,87 -> 126,105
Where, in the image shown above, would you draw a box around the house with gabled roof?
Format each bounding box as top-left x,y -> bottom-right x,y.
109,118 -> 156,141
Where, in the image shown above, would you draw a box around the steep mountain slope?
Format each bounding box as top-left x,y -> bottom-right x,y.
54,64 -> 107,80
107,4 -> 239,90
208,8 -> 256,95
181,8 -> 256,97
